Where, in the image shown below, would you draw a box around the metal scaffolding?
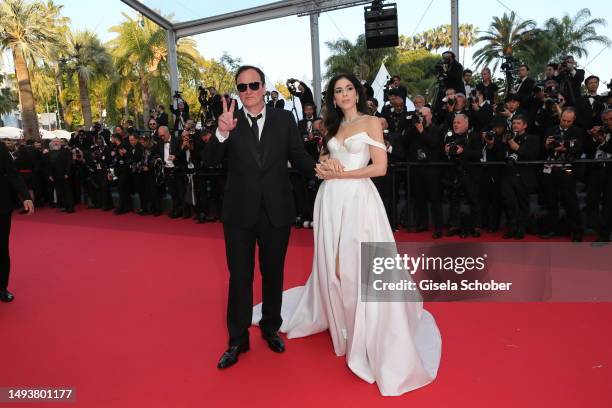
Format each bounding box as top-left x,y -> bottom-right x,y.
119,0 -> 461,112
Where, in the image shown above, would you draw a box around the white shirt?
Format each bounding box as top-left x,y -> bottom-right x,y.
163,141 -> 174,168
216,106 -> 267,143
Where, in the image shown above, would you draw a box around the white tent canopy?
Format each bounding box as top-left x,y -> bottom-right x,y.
39,128 -> 56,139
51,129 -> 72,139
371,63 -> 414,112
0,127 -> 23,139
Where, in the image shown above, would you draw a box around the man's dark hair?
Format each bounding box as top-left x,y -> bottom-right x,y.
562,106 -> 577,116
512,114 -> 528,125
392,75 -> 401,81
463,69 -> 473,75
368,97 -> 379,107
388,88 -> 405,100
547,62 -> 558,70
519,64 -> 530,71
303,102 -> 316,110
585,75 -> 600,85
234,65 -> 266,85
157,105 -> 165,111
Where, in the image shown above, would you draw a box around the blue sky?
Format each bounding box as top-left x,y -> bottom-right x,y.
60,0 -> 611,90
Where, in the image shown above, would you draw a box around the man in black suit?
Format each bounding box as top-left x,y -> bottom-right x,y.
214,66 -> 333,369
1,142 -> 34,302
441,51 -> 465,95
501,115 -> 540,239
152,126 -> 184,218
266,91 -> 285,110
512,64 -> 535,105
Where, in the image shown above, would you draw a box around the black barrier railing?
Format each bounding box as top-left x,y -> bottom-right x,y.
388,158 -> 612,230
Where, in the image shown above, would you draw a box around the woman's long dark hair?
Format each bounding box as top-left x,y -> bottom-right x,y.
323,73 -> 369,147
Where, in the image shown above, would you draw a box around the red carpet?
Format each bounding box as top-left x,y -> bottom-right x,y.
1,207 -> 611,407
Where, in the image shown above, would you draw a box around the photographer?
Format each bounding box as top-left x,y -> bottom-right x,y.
47,138 -> 74,213
469,89 -> 495,132
384,75 -> 408,102
155,105 -> 169,127
476,67 -> 498,103
442,93 -> 472,131
153,126 -> 182,218
495,94 -> 524,131
147,118 -> 160,142
367,97 -> 382,117
178,122 -> 197,220
540,107 -> 584,241
556,55 -> 585,107
439,51 -> 465,94
298,103 -> 318,138
584,110 -> 612,242
511,64 -> 535,105
114,134 -> 141,215
287,79 -> 315,108
266,90 -> 285,110
500,115 -> 540,239
206,87 -> 223,121
405,107 -> 444,238
443,114 -> 482,237
193,128 -> 222,223
576,75 -> 605,130
69,127 -> 93,151
533,86 -> 568,137
478,116 -> 508,233
86,136 -> 113,211
463,69 -> 474,97
170,93 -> 190,136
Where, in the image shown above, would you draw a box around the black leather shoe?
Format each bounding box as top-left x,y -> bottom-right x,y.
471,228 -> 481,238
539,231 -> 556,239
503,230 -> 515,239
514,230 -> 525,240
446,227 -> 460,237
432,230 -> 442,239
217,342 -> 250,369
0,290 -> 14,303
262,332 -> 285,353
571,231 -> 583,242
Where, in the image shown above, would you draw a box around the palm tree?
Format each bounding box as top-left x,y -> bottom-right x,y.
472,12 -> 540,72
325,34 -> 397,81
108,13 -> 202,126
0,0 -> 64,139
543,8 -> 611,60
61,31 -> 112,128
459,23 -> 477,65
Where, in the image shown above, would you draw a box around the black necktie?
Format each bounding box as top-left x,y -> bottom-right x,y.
248,113 -> 262,141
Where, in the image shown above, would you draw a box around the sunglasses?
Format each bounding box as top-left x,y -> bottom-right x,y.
237,82 -> 261,92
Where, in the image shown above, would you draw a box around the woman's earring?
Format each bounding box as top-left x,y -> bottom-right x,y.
333,101 -> 337,108
356,97 -> 359,103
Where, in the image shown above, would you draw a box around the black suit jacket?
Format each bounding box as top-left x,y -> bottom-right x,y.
506,132 -> 540,189
516,77 -> 535,102
152,137 -> 182,168
267,99 -> 285,110
0,143 -> 31,214
215,107 -> 316,227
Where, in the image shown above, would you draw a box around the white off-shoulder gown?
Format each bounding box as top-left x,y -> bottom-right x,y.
253,132 -> 442,396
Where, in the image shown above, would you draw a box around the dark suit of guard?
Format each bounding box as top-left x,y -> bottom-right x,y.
1,142 -> 32,299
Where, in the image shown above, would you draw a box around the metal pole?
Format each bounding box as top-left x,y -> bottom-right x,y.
310,13 -> 322,114
451,0 -> 459,56
167,28 -> 180,95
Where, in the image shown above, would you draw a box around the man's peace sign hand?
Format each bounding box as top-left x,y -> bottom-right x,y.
218,98 -> 238,137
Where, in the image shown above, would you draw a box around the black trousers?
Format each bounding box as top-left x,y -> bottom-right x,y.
413,167 -> 443,230
479,169 -> 503,230
447,170 -> 481,229
223,208 -> 291,346
165,169 -> 185,215
585,168 -> 612,237
1,214 -> 11,290
542,168 -> 582,233
289,173 -> 310,221
117,173 -> 134,212
54,176 -> 74,211
502,175 -> 531,232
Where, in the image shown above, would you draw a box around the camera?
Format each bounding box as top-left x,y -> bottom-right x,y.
549,133 -> 565,149
435,61 -> 447,81
286,79 -> 299,94
484,129 -> 496,142
173,91 -> 182,99
407,110 -> 424,125
448,141 -> 459,156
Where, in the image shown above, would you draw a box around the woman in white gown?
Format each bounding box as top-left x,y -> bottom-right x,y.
254,74 -> 441,396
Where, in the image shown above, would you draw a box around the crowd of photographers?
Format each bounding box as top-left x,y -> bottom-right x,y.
3,53 -> 611,242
